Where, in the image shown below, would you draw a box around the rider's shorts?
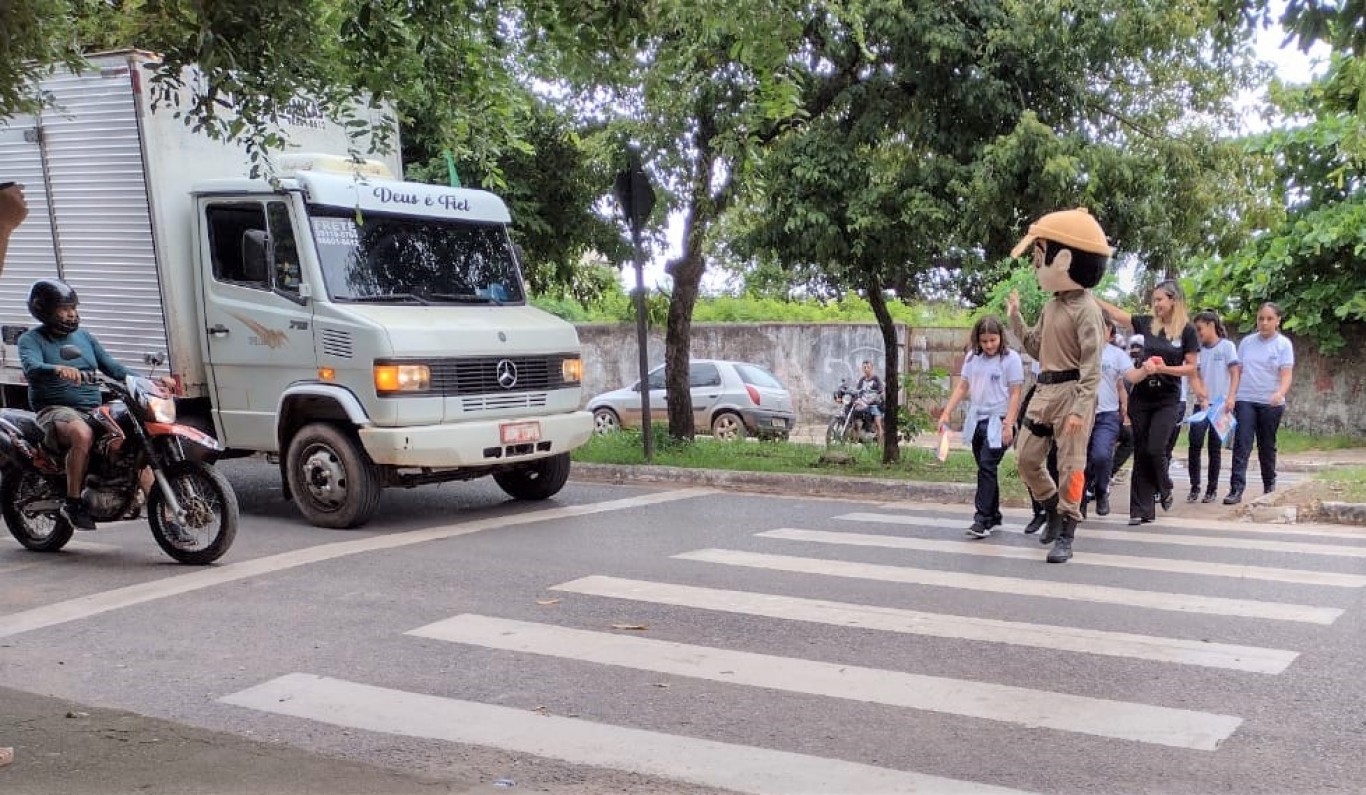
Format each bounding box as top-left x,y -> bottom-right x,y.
35,405 -> 87,453
867,406 -> 883,417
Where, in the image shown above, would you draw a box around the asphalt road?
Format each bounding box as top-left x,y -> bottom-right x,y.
3,457 -> 1366,794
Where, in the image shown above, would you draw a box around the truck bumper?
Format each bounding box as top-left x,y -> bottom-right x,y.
358,411 -> 594,468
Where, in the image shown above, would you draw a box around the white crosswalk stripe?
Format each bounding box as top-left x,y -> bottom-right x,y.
840,511 -> 1366,552
407,614 -> 1242,749
674,548 -> 1343,624
757,528 -> 1366,587
550,575 -> 1299,673
217,500 -> 1365,793
872,503 -> 1366,540
221,673 -> 1038,795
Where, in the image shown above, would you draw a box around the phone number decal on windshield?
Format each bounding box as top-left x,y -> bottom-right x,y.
314,218 -> 360,247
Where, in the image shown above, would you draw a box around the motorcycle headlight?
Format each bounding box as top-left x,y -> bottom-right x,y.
146,395 -> 177,423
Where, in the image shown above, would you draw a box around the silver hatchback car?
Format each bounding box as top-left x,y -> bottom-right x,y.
588,359 -> 796,440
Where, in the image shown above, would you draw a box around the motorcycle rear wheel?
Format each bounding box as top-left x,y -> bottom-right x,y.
147,461 -> 238,565
1,469 -> 74,552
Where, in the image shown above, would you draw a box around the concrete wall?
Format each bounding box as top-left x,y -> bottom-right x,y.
577,323 -> 969,426
576,322 -> 1366,437
1281,329 -> 1366,437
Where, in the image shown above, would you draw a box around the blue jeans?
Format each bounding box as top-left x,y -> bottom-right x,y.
971,419 -> 1006,525
1230,402 -> 1285,493
1085,411 -> 1121,499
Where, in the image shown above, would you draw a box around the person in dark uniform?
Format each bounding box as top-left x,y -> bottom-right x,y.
1096,281 -> 1199,525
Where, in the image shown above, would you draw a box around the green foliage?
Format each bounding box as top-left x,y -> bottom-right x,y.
898,367 -> 951,440
531,289 -> 973,327
1186,54 -> 1366,351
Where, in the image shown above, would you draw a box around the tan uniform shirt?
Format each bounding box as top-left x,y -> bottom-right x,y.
1010,289 -> 1106,420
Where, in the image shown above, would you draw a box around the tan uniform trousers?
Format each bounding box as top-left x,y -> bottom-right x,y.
1016,382 -> 1094,521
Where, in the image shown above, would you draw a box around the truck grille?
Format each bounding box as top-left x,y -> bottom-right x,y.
427,355 -> 572,396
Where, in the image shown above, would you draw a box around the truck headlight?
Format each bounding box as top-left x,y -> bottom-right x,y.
561,357 -> 583,384
374,364 -> 431,394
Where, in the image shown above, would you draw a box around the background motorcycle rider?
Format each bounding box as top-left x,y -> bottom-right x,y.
854,360 -> 885,440
17,279 -> 177,530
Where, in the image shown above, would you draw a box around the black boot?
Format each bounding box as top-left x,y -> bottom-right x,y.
1040,495 -> 1063,545
1095,491 -> 1111,516
1187,486 -> 1201,502
1047,517 -> 1078,563
1223,488 -> 1243,505
1022,513 -> 1046,535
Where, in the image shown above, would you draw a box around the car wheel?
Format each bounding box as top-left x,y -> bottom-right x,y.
711,412 -> 747,441
593,407 -> 622,434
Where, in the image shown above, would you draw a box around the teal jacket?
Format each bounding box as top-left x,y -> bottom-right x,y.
18,327 -> 131,411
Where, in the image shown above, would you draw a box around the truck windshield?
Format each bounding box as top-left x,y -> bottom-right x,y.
309,210 -> 526,305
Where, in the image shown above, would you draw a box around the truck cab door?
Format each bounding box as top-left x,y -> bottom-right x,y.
198,197 -> 315,451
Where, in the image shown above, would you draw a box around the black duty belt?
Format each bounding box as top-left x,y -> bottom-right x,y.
1036,369 -> 1080,385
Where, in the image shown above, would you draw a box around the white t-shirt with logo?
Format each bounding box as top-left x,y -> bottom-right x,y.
1197,338 -> 1239,405
1097,344 -> 1131,413
962,349 -> 1025,416
1236,332 -> 1295,404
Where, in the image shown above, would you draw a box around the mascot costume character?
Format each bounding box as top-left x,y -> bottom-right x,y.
1007,208 -> 1110,563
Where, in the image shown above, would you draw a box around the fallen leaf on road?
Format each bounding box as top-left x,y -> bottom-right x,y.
611,623 -> 648,631
651,682 -> 670,688
0,747 -> 13,768
536,598 -> 562,606
534,705 -> 549,715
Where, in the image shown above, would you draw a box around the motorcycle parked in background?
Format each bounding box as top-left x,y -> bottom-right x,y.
0,346 -> 238,564
826,379 -> 881,445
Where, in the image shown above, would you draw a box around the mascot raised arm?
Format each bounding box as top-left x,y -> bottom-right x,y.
1006,208 -> 1110,563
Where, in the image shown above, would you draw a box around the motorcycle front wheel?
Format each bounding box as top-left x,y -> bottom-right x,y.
147,460 -> 239,565
825,416 -> 848,446
1,469 -> 73,552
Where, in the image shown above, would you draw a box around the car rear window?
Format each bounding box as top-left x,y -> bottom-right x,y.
734,363 -> 783,389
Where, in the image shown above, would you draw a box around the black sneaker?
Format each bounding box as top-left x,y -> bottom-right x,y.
60,498 -> 96,531
1095,492 -> 1111,516
965,522 -> 992,539
1201,490 -> 1217,504
1187,486 -> 1201,503
1022,514 -> 1046,535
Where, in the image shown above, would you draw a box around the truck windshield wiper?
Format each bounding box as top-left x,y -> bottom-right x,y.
336,293 -> 430,305
425,292 -> 503,306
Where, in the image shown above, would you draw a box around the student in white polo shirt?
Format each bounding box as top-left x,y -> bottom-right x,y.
938,316 -> 1024,538
1188,310 -> 1240,503
1224,302 -> 1295,504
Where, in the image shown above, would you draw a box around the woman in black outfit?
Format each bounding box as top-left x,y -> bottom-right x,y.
1096,281 -> 1199,525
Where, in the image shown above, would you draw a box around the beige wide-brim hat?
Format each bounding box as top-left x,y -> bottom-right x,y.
1010,207 -> 1115,258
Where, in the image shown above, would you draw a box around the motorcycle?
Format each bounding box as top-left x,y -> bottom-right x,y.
826,379 -> 881,445
0,346 -> 238,564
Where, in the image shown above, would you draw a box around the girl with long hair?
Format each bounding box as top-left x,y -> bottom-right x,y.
938,316 -> 1024,538
1096,280 -> 1199,525
1189,310 -> 1240,502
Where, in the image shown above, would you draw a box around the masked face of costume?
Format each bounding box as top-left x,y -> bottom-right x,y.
1010,208 -> 1112,293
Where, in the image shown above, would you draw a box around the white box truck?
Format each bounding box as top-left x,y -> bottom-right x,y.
0,51 -> 593,528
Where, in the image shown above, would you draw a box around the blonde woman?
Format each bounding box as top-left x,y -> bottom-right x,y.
1096,281 -> 1199,525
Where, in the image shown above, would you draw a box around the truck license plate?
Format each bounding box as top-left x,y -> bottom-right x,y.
771,418 -> 786,428
501,421 -> 541,444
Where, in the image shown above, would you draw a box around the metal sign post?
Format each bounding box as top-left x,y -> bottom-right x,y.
613,146 -> 657,460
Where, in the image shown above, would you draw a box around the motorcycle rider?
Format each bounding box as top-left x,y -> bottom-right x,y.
17,279 -> 176,530
854,360 -> 885,440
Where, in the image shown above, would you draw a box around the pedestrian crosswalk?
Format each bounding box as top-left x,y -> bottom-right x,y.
218,496 -> 1366,793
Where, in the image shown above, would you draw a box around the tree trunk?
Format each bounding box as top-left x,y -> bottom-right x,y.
866,281 -> 901,464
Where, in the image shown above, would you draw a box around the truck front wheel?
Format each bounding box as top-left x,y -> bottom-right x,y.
286,423 -> 383,529
493,453 -> 571,501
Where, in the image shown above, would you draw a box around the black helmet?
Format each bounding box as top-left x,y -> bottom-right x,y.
28,279 -> 80,335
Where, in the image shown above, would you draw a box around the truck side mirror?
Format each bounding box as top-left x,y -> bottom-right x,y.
241,229 -> 272,284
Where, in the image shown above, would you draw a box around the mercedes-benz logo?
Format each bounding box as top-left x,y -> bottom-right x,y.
496,359 -> 518,389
